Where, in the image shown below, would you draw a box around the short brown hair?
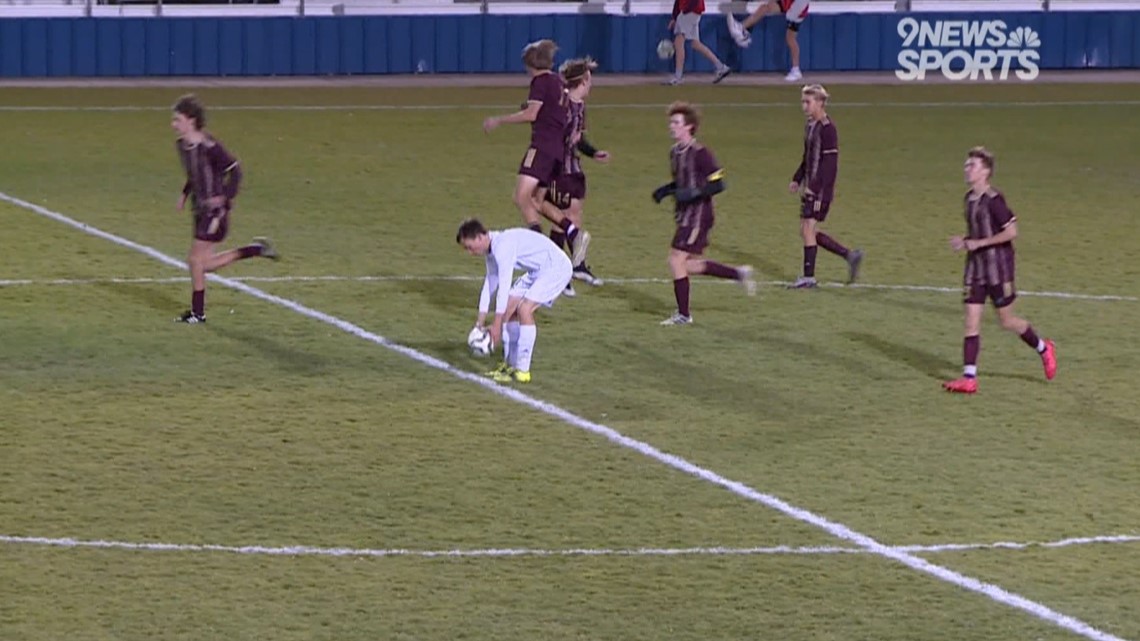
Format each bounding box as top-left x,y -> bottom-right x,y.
521,39 -> 558,71
173,93 -> 206,130
560,56 -> 597,88
668,101 -> 701,135
456,218 -> 488,243
967,146 -> 995,175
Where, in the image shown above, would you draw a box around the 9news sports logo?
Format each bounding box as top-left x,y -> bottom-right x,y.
896,18 -> 1041,81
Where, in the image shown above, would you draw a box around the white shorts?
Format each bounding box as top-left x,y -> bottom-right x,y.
508,258 -> 573,308
782,0 -> 809,25
673,12 -> 701,41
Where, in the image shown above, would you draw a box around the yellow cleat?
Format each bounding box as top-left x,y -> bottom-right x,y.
484,362 -> 511,378
512,370 -> 531,384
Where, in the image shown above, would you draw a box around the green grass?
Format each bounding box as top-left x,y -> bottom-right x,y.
1,82 -> 1138,641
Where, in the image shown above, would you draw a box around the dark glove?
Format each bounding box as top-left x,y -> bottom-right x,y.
674,187 -> 702,204
652,184 -> 676,204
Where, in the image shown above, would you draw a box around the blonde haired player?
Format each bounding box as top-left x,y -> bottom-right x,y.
788,84 -> 863,289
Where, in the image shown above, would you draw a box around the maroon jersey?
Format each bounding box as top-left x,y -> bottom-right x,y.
963,188 -> 1017,286
176,134 -> 242,213
561,98 -> 587,176
792,116 -> 838,202
527,71 -> 569,160
670,141 -> 721,227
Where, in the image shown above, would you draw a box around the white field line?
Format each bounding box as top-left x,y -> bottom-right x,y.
2,533 -> 1137,561
2,100 -> 1140,113
1,273 -> 1136,303
0,189 -> 1130,641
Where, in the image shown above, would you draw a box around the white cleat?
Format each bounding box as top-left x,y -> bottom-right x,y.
785,67 -> 803,82
726,14 -> 752,47
659,312 -> 693,326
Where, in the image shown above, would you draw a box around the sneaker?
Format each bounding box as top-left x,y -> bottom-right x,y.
845,249 -> 864,284
665,75 -> 683,86
252,236 -> 279,261
1041,339 -> 1057,380
726,14 -> 752,47
175,310 -> 206,324
785,67 -> 803,82
788,276 -> 817,289
943,377 -> 978,394
569,229 -> 591,267
572,264 -> 604,287
737,265 -> 756,296
563,283 -> 577,298
660,312 -> 693,326
713,67 -> 732,84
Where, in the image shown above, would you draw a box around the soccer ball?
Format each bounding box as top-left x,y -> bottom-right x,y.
467,326 -> 493,357
656,39 -> 675,60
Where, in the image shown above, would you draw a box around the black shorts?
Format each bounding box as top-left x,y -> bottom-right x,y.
194,206 -> 230,243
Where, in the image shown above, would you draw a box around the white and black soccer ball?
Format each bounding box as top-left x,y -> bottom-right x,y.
656,39 -> 675,61
467,326 -> 493,357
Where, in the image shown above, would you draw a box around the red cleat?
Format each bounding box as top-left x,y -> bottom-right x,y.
1041,339 -> 1057,380
943,377 -> 978,394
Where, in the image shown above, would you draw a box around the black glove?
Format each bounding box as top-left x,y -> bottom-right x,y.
674,187 -> 702,203
652,183 -> 676,204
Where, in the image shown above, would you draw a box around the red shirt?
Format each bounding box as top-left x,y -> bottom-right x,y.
672,0 -> 705,18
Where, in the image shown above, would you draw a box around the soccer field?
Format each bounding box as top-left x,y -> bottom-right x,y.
1,81 -> 1139,641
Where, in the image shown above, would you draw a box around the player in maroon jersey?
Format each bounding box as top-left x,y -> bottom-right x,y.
483,39 -> 587,262
788,84 -> 863,289
726,0 -> 809,81
541,57 -> 610,296
171,94 -> 277,324
943,147 -> 1057,394
653,102 -> 755,326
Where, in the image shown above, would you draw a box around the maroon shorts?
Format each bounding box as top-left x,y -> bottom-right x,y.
518,147 -> 562,188
964,282 -> 1017,308
672,221 -> 713,255
544,173 -> 587,210
800,196 -> 831,222
194,206 -> 230,243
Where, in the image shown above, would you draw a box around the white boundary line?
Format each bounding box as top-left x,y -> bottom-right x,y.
2,100 -> 1140,113
2,533 -> 1137,561
1,274 -> 1135,302
0,189 -> 1130,641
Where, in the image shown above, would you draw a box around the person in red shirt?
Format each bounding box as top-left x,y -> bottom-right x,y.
667,0 -> 731,85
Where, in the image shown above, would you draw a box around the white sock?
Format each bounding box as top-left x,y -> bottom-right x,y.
1036,338 -> 1046,353
504,321 -> 520,367
515,324 -> 537,373
963,365 -> 978,378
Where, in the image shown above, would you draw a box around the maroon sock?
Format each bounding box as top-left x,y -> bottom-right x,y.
803,245 -> 818,278
673,277 -> 691,317
237,244 -> 263,259
964,335 -> 980,376
1020,326 -> 1044,352
703,261 -> 739,280
527,223 -> 542,234
549,229 -> 566,250
192,289 -> 205,317
816,232 -> 849,258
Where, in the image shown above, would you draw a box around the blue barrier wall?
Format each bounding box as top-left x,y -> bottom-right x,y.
1,12 -> 1138,77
